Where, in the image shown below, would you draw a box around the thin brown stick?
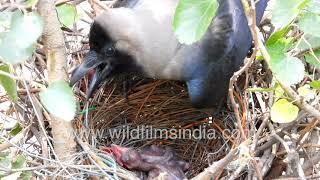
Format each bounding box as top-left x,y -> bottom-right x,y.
191,148 -> 238,180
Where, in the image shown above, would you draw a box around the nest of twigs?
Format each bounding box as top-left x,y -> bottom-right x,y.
73,78 -> 236,178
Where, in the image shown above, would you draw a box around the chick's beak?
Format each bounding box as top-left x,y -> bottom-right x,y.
70,51 -> 112,99
111,144 -> 130,166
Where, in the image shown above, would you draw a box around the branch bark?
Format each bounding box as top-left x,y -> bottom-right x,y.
38,0 -> 76,161
191,148 -> 237,180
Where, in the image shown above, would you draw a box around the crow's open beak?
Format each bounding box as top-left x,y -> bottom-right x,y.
70,51 -> 112,98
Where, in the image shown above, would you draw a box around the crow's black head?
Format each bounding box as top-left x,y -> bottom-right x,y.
69,5 -> 179,98
70,19 -> 144,98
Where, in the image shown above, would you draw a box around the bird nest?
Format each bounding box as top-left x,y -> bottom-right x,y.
73,79 -> 236,177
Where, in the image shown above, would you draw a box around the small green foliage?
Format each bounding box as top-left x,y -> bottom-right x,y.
0,11 -> 13,28
271,0 -> 307,30
304,49 -> 320,68
20,171 -> 32,180
56,4 -> 79,27
306,0 -> 320,14
10,11 -> 43,47
11,155 -> 26,169
173,0 -> 218,44
298,12 -> 320,37
298,85 -> 316,101
0,11 -> 43,64
271,99 -> 299,123
297,34 -> 320,51
270,55 -> 305,86
274,84 -> 285,101
310,80 -> 320,90
0,64 -> 18,102
0,154 -> 31,180
40,80 -> 76,121
267,38 -> 305,86
267,26 -> 291,46
0,153 -> 11,170
9,123 -> 23,136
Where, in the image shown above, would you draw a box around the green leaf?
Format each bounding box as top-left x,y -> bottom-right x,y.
298,85 -> 316,101
10,11 -> 43,49
0,153 -> 11,171
305,49 -> 320,68
297,34 -> 320,51
310,80 -> 320,90
0,34 -> 35,64
56,4 -> 79,27
271,55 -> 305,85
267,38 -> 305,86
256,50 -> 264,60
267,37 -> 293,54
20,171 -> 32,180
0,64 -> 18,102
298,12 -> 320,37
0,11 -> 43,64
271,99 -> 299,123
40,81 -> 76,121
11,155 -> 26,169
274,83 -> 285,101
267,26 -> 291,46
306,0 -> 320,14
271,0 -> 306,30
173,0 -> 218,44
0,11 -> 13,29
9,123 -> 22,136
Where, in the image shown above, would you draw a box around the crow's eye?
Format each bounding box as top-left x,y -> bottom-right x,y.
104,46 -> 116,57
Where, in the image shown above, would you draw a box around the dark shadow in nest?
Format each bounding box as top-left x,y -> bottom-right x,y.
74,78 -> 238,177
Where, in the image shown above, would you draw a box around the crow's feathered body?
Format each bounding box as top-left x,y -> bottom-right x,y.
112,0 -> 139,8
70,0 -> 269,108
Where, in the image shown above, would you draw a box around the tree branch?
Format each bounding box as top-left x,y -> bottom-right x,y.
38,0 -> 77,161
